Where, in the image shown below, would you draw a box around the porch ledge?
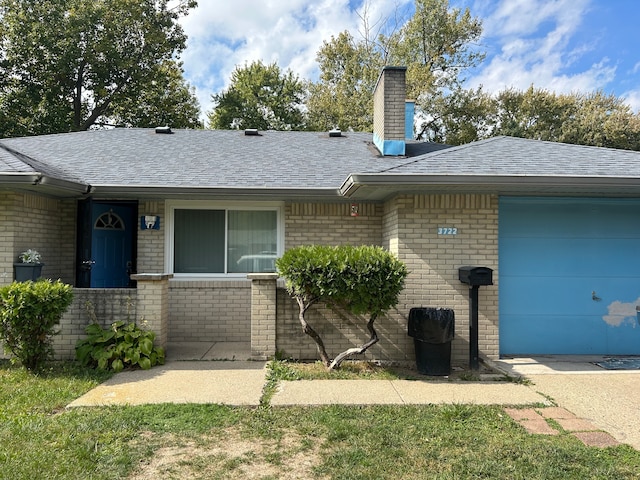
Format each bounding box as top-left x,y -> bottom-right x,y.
246,273 -> 279,281
131,273 -> 174,281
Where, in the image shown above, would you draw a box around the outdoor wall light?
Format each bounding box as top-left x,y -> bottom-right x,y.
141,215 -> 160,230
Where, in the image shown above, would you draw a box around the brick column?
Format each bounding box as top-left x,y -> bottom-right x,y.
247,273 -> 278,360
130,273 -> 173,348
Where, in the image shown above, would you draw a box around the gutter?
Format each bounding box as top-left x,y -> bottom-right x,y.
0,172 -> 43,185
340,173 -> 640,197
0,173 -> 90,195
89,185 -> 344,200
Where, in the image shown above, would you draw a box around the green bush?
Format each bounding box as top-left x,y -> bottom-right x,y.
0,279 -> 74,370
276,245 -> 408,368
75,321 -> 165,372
277,244 -> 408,317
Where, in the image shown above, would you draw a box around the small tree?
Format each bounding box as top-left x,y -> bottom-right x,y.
276,245 -> 408,370
207,60 -> 307,131
0,279 -> 74,370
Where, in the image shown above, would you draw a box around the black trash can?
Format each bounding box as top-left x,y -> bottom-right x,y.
408,307 -> 455,376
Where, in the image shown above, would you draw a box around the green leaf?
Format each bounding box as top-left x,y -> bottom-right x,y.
139,338 -> 153,356
138,357 -> 151,370
111,359 -> 124,373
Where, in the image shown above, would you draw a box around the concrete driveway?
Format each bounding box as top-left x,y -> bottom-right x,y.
494,356 -> 640,450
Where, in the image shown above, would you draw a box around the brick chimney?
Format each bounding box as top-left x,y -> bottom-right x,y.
373,66 -> 407,156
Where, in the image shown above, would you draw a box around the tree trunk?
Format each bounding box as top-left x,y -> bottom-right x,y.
329,314 -> 379,370
295,297 -> 331,367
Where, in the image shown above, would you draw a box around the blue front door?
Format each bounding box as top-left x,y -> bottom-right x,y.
77,201 -> 137,288
499,197 -> 640,355
90,203 -> 136,288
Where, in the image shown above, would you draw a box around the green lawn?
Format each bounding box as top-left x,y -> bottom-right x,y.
2,360 -> 640,480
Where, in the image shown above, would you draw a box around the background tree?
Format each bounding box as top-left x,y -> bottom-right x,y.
108,60 -> 202,129
425,86 -> 640,150
207,60 -> 307,130
557,91 -> 640,150
419,86 -> 495,144
306,31 -> 383,132
306,0 -> 484,133
0,0 -> 199,138
385,0 -> 484,105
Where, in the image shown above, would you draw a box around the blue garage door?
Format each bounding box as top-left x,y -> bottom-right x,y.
499,197 -> 640,355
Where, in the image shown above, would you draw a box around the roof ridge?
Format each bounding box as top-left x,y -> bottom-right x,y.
378,137 -> 499,173
0,143 -> 87,185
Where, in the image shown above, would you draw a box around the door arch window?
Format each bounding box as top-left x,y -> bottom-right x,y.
94,211 -> 125,230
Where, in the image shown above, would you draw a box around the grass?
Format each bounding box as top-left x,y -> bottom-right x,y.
2,359 -> 640,479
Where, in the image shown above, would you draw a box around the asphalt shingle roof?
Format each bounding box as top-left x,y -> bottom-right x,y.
2,129 -> 640,198
382,136 -> 640,178
0,145 -> 36,173
0,129 -> 407,189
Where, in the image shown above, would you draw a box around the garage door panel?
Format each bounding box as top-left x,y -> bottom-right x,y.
501,313 -> 640,355
500,238 -> 640,276
500,198 -> 640,238
500,276 -> 617,316
500,314 -> 609,354
499,197 -> 640,355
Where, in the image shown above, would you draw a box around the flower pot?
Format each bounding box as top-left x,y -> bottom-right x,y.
13,263 -> 44,282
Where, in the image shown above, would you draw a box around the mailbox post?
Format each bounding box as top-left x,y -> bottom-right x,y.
458,266 -> 493,370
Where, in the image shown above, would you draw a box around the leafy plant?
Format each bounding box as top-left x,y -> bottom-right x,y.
18,249 -> 42,264
76,321 -> 165,372
276,245 -> 408,369
0,279 -> 73,370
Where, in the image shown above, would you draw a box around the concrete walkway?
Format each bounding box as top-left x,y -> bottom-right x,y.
270,379 -> 547,406
67,348 -> 640,450
67,359 -> 548,408
67,361 -> 267,407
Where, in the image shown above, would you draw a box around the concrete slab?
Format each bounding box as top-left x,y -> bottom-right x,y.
165,342 -> 214,361
203,342 -> 252,361
493,355 -> 640,376
392,381 -> 551,405
271,380 -> 405,406
270,379 -> 550,406
165,342 -> 251,361
67,360 -> 266,407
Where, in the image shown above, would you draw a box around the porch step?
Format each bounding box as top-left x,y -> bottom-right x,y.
166,342 -> 252,362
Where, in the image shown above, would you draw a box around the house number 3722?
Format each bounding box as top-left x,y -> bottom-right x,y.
437,227 -> 458,235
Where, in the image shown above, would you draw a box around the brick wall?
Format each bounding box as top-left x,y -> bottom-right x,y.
387,194 -> 500,363
0,192 -> 500,365
0,192 -> 16,286
169,280 -> 251,342
52,288 -> 136,360
0,192 -> 75,286
137,200 -> 165,273
285,202 -> 383,247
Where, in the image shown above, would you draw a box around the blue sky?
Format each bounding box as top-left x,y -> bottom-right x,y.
175,0 -> 640,119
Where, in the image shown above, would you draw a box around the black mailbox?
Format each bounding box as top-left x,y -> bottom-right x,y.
458,266 -> 493,286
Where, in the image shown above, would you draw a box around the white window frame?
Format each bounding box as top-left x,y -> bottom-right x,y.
165,200 -> 284,280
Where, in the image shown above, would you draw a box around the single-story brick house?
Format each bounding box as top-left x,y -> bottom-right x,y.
1,67 -> 639,365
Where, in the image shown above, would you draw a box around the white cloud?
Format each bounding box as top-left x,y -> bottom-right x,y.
466,0 -> 618,96
622,89 -> 640,114
175,0 -> 634,122
177,0 -> 412,118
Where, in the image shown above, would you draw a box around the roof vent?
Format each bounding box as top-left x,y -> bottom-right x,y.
155,126 -> 172,134
244,128 -> 260,136
329,128 -> 342,137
